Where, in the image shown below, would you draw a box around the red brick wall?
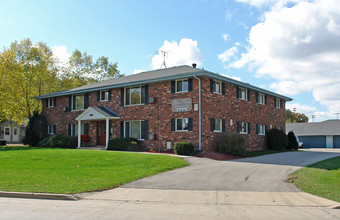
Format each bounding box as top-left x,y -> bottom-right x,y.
42,76 -> 286,152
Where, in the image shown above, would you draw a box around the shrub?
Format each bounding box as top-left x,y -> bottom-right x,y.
23,111 -> 48,146
67,136 -> 79,149
215,133 -> 247,156
287,131 -> 298,151
267,128 -> 288,151
107,137 -> 139,151
37,134 -> 76,149
174,142 -> 194,156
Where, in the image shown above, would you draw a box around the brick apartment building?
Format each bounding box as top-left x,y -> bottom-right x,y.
36,65 -> 292,152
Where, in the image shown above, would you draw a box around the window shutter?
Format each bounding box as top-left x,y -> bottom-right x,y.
53,125 -> 56,134
265,95 -> 267,105
108,89 -> 112,101
120,88 -> 124,106
54,98 -> 56,107
247,90 -> 250,101
120,121 -> 124,138
144,85 -> 149,104
210,79 -> 214,93
68,124 -> 71,136
222,119 -> 226,132
188,118 -> 193,131
248,123 -> 251,134
46,99 -> 49,108
256,93 -> 258,103
280,100 -> 283,109
237,122 -> 241,133
69,96 -> 72,111
72,124 -> 75,136
72,96 -> 76,110
265,125 -> 268,133
171,119 -> 175,131
97,91 -> 100,102
210,118 -> 215,131
142,120 -> 148,140
274,98 -> 276,108
84,93 -> 89,108
256,124 -> 259,134
84,123 -> 89,135
188,78 -> 193,92
236,87 -> 240,99
222,83 -> 226,95
171,81 -> 175,94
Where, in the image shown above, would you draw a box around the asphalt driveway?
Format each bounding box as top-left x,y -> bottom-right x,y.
122,149 -> 340,192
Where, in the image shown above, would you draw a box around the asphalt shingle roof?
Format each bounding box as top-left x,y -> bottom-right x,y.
286,120 -> 340,136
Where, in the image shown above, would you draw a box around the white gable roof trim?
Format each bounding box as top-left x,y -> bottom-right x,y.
76,107 -> 120,121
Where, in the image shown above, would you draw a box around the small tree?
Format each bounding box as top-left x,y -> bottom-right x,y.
23,111 -> 48,146
267,128 -> 288,151
287,131 -> 298,151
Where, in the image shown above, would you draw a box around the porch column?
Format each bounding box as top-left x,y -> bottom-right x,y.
77,120 -> 81,148
106,118 -> 109,149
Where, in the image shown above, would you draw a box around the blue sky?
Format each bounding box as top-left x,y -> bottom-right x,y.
1,0 -> 339,121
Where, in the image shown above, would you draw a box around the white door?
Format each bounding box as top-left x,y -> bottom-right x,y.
4,127 -> 11,142
13,127 -> 19,142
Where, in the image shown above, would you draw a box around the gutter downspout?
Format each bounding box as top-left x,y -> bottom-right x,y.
193,73 -> 202,151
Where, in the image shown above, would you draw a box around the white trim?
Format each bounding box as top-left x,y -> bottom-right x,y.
72,94 -> 85,111
100,90 -> 109,102
76,107 -> 120,121
106,118 -> 109,149
257,93 -> 265,105
124,86 -> 145,106
175,118 -> 189,132
239,88 -> 247,100
77,120 -> 81,148
258,124 -> 266,135
214,119 -> 222,132
275,98 -> 281,108
48,98 -> 55,108
213,80 -> 222,94
239,122 -> 248,134
175,79 -> 189,93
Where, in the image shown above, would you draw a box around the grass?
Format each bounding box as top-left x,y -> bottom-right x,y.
288,156 -> 340,202
0,146 -> 188,194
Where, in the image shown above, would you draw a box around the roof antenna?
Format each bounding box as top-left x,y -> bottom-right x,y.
156,50 -> 168,69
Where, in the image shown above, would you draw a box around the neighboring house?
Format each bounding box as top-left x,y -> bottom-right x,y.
36,65 -> 292,152
286,120 -> 340,148
0,120 -> 27,144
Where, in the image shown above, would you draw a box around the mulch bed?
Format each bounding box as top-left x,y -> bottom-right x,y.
194,152 -> 249,161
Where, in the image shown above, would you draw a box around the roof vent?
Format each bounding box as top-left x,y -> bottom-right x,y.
192,63 -> 197,68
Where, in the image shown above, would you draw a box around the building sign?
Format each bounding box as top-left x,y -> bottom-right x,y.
172,98 -> 192,112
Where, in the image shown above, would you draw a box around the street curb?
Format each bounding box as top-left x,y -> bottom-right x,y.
0,191 -> 78,201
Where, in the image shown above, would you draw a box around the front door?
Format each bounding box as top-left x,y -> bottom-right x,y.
99,121 -> 106,146
4,127 -> 11,142
13,127 -> 19,142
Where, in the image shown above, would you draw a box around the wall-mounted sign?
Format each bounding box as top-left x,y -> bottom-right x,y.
172,98 -> 192,112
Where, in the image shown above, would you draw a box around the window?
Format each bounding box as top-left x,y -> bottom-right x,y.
48,125 -> 56,134
176,118 -> 189,131
257,124 -> 266,135
69,123 -> 88,136
125,86 -> 146,105
276,126 -> 282,130
100,90 -> 109,101
213,80 -> 222,94
124,120 -> 146,140
238,88 -> 247,100
48,98 -> 55,108
275,98 -> 281,108
4,127 -> 10,136
257,93 -> 265,105
176,79 -> 188,93
72,94 -> 85,110
214,119 -> 222,132
238,122 -> 249,134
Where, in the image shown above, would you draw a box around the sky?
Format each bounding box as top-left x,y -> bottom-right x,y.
1,0 -> 340,122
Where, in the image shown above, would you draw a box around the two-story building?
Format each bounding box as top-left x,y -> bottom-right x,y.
36,65 -> 292,152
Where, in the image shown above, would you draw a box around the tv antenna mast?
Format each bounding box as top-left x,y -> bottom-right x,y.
156,50 -> 168,69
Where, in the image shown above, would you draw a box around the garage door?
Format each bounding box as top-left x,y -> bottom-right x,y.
334,136 -> 340,148
299,136 -> 326,148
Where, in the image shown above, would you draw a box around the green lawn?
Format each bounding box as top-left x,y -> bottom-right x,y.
0,147 -> 188,194
288,156 -> 340,202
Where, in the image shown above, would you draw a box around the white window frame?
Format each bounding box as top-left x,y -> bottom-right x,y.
257,93 -> 265,105
4,127 -> 10,136
72,94 -> 85,111
240,122 -> 248,134
175,118 -> 189,132
48,98 -> 55,108
100,90 -> 109,102
176,79 -> 189,93
276,126 -> 282,130
124,120 -> 145,140
275,98 -> 281,108
48,125 -> 55,135
213,80 -> 222,94
214,119 -> 222,132
125,86 -> 145,106
258,124 -> 266,135
239,88 -> 247,100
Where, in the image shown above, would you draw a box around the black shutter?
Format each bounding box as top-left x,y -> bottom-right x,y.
145,85 -> 149,104
171,119 -> 175,131
188,118 -> 193,131
247,90 -> 250,101
53,125 -> 56,134
265,125 -> 268,133
237,122 -> 241,133
188,78 -> 193,92
248,123 -> 251,134
236,87 -> 240,99
280,100 -> 283,109
84,93 -> 89,108
222,83 -> 226,95
120,88 -> 124,106
68,124 -> 71,136
120,121 -> 124,138
222,119 -> 226,132
97,91 -> 100,102
143,120 -> 148,140
69,96 -> 72,111
210,79 -> 214,93
72,95 -> 76,110
256,93 -> 258,103
46,99 -> 49,108
108,89 -> 111,101
54,98 -> 56,107
171,81 -> 175,94
265,95 -> 267,105
274,98 -> 276,107
256,124 -> 259,134
210,118 -> 215,131
84,123 -> 89,135
72,124 -> 75,136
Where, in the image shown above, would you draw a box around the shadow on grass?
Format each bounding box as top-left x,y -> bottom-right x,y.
0,146 -> 45,151
306,156 -> 340,171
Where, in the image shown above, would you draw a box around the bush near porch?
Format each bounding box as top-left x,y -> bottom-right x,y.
0,147 -> 188,194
